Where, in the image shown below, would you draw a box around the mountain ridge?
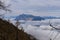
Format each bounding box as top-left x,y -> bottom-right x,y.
15,14 -> 59,21
4,14 -> 60,21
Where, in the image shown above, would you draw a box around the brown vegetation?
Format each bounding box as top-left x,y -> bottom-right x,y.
0,19 -> 33,40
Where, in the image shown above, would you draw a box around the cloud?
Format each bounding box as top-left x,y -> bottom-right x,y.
0,0 -> 10,6
4,0 -> 60,16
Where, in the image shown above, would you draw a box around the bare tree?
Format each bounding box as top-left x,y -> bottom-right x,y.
0,1 -> 12,19
49,20 -> 60,30
15,20 -> 20,27
49,20 -> 60,40
0,1 -> 11,11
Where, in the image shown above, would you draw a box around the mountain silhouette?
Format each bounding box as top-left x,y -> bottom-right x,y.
15,14 -> 45,21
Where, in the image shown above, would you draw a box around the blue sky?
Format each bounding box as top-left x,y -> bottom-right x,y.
2,0 -> 60,16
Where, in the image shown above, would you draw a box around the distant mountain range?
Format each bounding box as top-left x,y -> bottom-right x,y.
15,14 -> 60,21
15,14 -> 45,21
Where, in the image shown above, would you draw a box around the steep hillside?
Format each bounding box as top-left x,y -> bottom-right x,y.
0,19 -> 36,40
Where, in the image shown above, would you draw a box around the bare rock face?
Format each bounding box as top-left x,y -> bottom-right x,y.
0,19 -> 32,40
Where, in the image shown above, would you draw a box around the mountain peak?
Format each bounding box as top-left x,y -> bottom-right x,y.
15,14 -> 45,21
